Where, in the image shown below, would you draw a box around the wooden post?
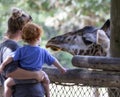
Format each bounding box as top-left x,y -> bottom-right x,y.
72,55 -> 120,71
43,67 -> 120,87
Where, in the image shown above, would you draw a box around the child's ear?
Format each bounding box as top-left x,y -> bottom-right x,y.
37,37 -> 41,43
38,37 -> 41,40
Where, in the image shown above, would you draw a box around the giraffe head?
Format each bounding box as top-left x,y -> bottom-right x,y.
46,19 -> 110,56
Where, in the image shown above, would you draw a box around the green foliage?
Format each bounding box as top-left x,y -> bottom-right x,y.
0,0 -> 110,67
53,51 -> 73,68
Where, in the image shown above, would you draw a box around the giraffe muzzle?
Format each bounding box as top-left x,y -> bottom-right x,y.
46,45 -> 61,51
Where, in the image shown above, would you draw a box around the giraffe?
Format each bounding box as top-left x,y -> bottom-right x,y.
46,19 -> 110,57
46,19 -> 110,97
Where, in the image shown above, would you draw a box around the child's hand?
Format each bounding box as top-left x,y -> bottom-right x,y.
60,67 -> 67,74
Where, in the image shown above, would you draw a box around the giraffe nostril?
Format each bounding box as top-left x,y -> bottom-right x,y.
73,36 -> 77,39
58,36 -> 65,42
67,38 -> 71,41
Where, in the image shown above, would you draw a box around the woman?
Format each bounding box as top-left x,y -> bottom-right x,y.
0,7 -> 45,97
0,22 -> 66,97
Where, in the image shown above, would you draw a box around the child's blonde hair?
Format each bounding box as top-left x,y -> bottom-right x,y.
22,22 -> 43,43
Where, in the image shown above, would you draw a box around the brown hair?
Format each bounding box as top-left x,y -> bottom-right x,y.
7,7 -> 32,34
22,22 -> 43,43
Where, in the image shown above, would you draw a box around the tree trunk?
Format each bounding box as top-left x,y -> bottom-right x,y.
110,0 -> 120,57
108,0 -> 120,97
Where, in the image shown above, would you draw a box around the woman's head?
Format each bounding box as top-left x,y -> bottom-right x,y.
22,22 -> 43,43
7,7 -> 32,34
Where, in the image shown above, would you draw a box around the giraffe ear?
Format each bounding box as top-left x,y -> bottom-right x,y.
101,19 -> 110,38
96,30 -> 110,52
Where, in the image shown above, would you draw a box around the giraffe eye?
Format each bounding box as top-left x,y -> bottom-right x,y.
82,37 -> 93,45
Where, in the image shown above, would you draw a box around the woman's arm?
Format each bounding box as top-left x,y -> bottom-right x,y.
0,56 -> 13,73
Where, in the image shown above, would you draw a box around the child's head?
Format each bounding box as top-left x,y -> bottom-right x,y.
22,22 -> 43,43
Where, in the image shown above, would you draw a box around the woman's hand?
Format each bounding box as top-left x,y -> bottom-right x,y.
0,65 -> 3,73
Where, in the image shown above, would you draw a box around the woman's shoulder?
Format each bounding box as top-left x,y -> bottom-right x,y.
0,39 -> 19,51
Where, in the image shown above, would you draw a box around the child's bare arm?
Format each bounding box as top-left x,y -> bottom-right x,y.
53,59 -> 67,74
0,56 -> 13,73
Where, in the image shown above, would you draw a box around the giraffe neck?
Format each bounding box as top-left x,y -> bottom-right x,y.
82,44 -> 107,56
72,43 -> 107,56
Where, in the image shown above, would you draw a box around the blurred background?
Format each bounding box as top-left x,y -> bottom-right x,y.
0,0 -> 110,68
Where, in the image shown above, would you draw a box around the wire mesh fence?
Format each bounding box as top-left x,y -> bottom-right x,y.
0,80 -> 120,97
0,68 -> 120,97
49,82 -> 120,97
